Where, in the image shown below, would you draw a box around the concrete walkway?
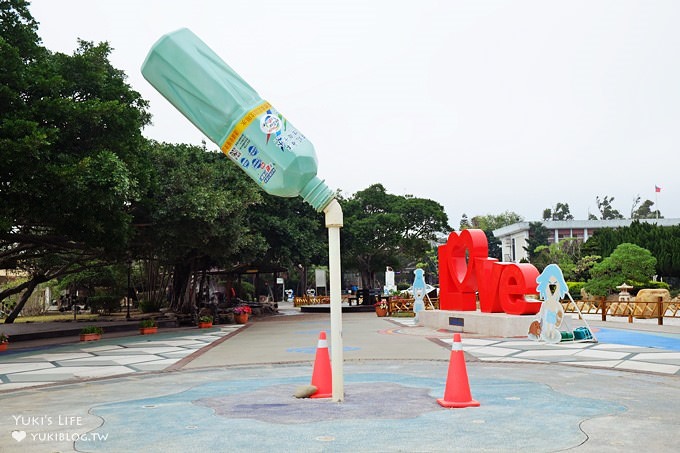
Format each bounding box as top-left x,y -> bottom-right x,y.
1,307 -> 680,452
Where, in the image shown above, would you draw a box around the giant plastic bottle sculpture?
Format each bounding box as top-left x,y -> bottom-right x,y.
141,28 -> 334,211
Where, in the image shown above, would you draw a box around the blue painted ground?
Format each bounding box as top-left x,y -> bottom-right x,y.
594,327 -> 680,350
79,371 -> 624,453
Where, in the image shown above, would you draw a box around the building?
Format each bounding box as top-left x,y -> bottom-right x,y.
493,218 -> 680,263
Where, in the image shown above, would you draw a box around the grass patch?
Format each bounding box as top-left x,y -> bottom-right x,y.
390,312 -> 415,317
12,314 -> 100,323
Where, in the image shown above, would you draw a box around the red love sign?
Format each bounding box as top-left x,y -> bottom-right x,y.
439,230 -> 541,315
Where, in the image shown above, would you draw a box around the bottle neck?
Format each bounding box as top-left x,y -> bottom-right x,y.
300,176 -> 334,211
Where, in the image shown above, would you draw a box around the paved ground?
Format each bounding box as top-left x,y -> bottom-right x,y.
1,305 -> 680,452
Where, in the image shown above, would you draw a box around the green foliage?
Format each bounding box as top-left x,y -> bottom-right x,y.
87,295 -> 121,314
0,2 -> 151,321
340,184 -> 450,287
57,266 -> 124,293
138,299 -> 163,313
584,243 -> 657,296
595,195 -> 624,220
246,195 -> 326,270
80,325 -> 103,335
630,195 -> 662,219
397,282 -> 410,291
543,202 -> 574,220
138,142 -> 262,265
566,282 -> 585,299
628,280 -> 670,294
531,242 -> 576,277
571,255 -> 601,282
588,221 -> 680,277
470,211 -> 523,231
136,142 -> 263,312
525,222 -> 550,261
459,213 -> 472,230
235,281 -> 255,300
139,319 -> 156,328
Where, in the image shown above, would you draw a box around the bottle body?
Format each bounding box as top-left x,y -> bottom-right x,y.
142,28 -> 333,210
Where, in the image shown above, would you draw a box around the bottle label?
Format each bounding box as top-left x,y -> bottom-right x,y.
221,102 -> 272,152
220,101 -> 309,188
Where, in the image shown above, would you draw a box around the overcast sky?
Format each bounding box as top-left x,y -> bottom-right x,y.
29,0 -> 680,225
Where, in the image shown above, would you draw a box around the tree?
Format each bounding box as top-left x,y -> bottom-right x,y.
470,211 -> 522,231
543,202 -> 574,221
631,195 -> 662,219
584,243 -> 657,296
133,142 -> 263,312
542,209 -> 552,221
459,213 -> 471,230
571,255 -> 601,282
586,221 -> 680,278
595,195 -> 624,220
524,222 -> 550,262
341,184 -> 450,288
247,193 -> 328,272
1,2 -> 151,322
530,237 -> 581,277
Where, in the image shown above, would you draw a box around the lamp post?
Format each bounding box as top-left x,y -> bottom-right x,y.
142,29 -> 345,401
126,259 -> 132,320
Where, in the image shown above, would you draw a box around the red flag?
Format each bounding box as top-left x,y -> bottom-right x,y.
655,185 -> 662,193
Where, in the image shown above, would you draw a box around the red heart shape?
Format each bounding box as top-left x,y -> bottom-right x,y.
444,229 -> 488,291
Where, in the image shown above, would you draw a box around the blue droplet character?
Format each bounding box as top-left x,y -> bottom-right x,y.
412,268 -> 426,322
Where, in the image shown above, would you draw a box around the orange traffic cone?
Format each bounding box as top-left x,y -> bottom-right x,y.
310,331 -> 332,398
437,333 -> 480,408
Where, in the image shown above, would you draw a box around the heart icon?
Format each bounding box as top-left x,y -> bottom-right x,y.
12,430 -> 26,442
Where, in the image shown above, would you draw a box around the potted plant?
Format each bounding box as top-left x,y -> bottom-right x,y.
0,332 -> 8,352
80,326 -> 103,341
198,315 -> 213,328
375,300 -> 389,317
139,319 -> 158,335
233,305 -> 252,324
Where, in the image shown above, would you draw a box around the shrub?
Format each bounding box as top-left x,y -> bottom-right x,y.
566,282 -> 585,300
81,326 -> 103,335
139,319 -> 156,328
89,295 -> 122,314
235,281 -> 255,300
138,299 -> 163,313
397,282 -> 410,291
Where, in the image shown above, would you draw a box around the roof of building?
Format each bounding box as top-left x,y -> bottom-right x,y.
493,218 -> 680,237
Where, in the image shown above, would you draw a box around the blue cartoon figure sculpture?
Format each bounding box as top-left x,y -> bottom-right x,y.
529,264 -> 568,343
412,268 -> 426,322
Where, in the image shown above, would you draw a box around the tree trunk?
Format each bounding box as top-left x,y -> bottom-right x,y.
170,261 -> 196,314
4,275 -> 44,324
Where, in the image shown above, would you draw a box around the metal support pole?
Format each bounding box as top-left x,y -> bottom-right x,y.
126,260 -> 132,320
324,199 -> 344,402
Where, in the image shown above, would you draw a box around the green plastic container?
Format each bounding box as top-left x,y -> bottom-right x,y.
142,28 -> 333,211
560,331 -> 574,342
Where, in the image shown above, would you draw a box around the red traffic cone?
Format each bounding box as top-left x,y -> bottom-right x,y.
437,333 -> 480,408
310,331 -> 332,398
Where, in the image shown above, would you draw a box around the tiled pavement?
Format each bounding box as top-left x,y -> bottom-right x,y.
393,317 -> 680,375
3,310 -> 680,396
3,312 -> 680,452
0,326 -> 243,392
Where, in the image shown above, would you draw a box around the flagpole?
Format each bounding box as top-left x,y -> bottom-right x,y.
655,186 -> 660,219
